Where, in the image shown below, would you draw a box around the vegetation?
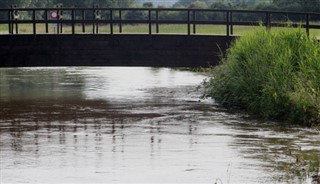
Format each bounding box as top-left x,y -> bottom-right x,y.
0,0 -> 135,8
1,0 -> 319,12
202,28 -> 320,126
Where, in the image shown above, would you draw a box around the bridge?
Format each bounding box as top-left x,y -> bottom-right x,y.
0,7 -> 319,67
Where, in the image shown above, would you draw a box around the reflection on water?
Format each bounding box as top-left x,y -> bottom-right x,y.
0,67 -> 319,183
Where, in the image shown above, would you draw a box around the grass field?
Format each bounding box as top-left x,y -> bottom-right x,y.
1,23 -> 320,38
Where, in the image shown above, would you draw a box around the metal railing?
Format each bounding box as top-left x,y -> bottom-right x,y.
0,7 -> 319,36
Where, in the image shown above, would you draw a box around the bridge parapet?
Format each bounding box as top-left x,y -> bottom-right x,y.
1,8 -> 319,67
0,7 -> 319,36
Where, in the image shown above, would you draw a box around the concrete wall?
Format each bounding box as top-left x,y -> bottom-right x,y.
0,34 -> 235,67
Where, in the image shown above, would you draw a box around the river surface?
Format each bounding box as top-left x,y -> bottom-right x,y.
0,67 -> 319,184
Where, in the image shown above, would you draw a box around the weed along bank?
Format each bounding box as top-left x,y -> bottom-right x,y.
202,28 -> 320,126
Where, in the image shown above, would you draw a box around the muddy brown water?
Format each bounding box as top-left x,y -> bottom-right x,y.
0,67 -> 319,183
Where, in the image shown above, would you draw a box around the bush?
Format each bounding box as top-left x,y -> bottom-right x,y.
203,28 -> 320,125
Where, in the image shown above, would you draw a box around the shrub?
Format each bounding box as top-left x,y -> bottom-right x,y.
203,28 -> 320,125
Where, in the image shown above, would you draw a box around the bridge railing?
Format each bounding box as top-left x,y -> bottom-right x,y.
0,7 -> 319,36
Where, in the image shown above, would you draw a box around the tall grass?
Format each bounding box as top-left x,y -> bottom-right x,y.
203,28 -> 320,125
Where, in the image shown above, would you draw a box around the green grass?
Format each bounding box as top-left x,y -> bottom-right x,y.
202,27 -> 320,126
1,23 -> 320,38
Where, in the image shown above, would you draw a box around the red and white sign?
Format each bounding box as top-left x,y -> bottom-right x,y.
50,11 -> 58,19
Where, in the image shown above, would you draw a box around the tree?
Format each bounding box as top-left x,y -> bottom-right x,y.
143,2 -> 153,8
272,0 -> 320,12
188,1 -> 208,9
0,0 -> 32,8
210,1 -> 229,9
173,0 -> 194,8
255,2 -> 279,11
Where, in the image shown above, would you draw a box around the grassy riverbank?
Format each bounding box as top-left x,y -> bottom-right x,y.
202,28 -> 320,126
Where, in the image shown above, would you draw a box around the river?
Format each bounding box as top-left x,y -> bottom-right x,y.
0,67 -> 319,183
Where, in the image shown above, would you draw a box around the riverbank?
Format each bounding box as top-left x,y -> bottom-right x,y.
202,28 -> 320,126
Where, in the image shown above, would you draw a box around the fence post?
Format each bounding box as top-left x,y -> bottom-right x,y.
306,13 -> 310,37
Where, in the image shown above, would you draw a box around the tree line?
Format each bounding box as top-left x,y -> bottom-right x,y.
0,0 -> 319,13
0,0 -> 135,8
0,0 -> 318,22
172,0 -> 319,13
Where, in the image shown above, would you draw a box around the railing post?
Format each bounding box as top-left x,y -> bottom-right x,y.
110,9 -> 113,35
119,10 -> 122,33
230,11 -> 233,35
226,11 -> 230,37
93,5 -> 101,34
266,12 -> 271,31
148,9 -> 152,35
82,10 -> 85,33
92,8 -> 95,34
187,10 -> 190,35
57,5 -> 63,34
8,10 -> 12,34
192,10 -> 196,34
156,10 -> 159,33
15,19 -> 18,34
57,8 -> 60,34
72,9 -> 75,35
306,13 -> 310,37
13,6 -> 19,34
10,5 -> 18,34
45,10 -> 48,33
32,9 -> 36,36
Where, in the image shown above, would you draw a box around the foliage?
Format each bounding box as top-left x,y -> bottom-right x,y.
1,0 -> 319,13
0,0 -> 135,8
142,2 -> 153,8
1,0 -> 319,22
202,28 -> 320,125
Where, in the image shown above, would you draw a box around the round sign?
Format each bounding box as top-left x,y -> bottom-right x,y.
50,11 -> 58,19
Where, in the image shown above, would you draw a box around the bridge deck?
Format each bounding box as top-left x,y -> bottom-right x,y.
0,34 -> 235,68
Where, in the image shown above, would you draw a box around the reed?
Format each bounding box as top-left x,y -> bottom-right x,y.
203,28 -> 320,125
